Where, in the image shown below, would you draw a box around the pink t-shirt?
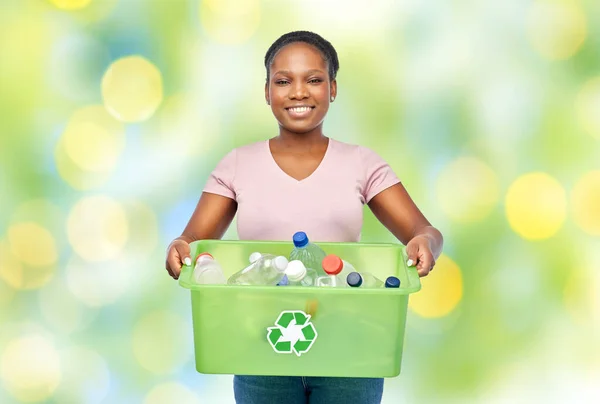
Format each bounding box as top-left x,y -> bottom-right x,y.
203,139 -> 400,242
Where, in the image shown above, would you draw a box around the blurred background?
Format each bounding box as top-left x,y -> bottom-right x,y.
1,0 -> 599,402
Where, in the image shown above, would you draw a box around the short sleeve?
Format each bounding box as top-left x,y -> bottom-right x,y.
203,149 -> 237,200
360,146 -> 401,203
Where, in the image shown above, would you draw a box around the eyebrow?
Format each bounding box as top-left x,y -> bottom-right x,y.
273,69 -> 325,76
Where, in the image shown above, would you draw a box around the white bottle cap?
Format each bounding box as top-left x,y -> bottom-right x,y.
196,252 -> 214,264
249,252 -> 262,263
273,256 -> 289,272
285,260 -> 307,281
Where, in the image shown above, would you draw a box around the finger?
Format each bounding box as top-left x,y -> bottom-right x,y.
166,251 -> 182,279
175,242 -> 192,267
405,242 -> 419,267
416,253 -> 435,277
417,266 -> 430,277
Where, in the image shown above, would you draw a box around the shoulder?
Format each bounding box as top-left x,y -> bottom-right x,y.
215,140 -> 266,163
232,140 -> 266,155
329,138 -> 384,164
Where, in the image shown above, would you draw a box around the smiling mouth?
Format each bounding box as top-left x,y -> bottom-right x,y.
286,106 -> 315,113
285,106 -> 315,118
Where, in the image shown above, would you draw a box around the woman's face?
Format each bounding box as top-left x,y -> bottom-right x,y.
265,42 -> 337,135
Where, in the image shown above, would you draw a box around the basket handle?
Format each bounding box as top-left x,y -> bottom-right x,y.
178,262 -> 194,289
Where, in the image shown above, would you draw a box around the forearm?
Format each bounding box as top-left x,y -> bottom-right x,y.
413,226 -> 444,259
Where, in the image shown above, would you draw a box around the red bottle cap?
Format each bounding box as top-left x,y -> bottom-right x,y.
322,255 -> 343,275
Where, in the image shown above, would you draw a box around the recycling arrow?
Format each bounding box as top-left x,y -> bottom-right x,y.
266,310 -> 318,357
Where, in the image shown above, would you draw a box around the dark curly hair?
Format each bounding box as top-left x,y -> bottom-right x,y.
264,31 -> 340,82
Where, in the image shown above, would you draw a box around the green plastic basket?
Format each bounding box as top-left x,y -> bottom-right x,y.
178,240 -> 421,378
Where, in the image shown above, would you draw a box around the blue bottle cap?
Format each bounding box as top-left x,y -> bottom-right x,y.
385,276 -> 400,288
277,275 -> 289,286
292,231 -> 309,248
346,272 -> 363,287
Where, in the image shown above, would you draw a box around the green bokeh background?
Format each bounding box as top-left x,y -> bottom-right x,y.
1,0 -> 599,403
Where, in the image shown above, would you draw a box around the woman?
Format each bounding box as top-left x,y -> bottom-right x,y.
165,31 -> 443,404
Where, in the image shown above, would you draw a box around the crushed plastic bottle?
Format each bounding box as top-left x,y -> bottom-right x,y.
227,254 -> 289,286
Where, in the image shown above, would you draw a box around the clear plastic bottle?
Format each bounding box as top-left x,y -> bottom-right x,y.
322,254 -> 356,281
385,276 -> 401,288
192,253 -> 227,284
289,231 -> 327,276
346,271 -> 384,288
227,254 -> 289,286
249,252 -> 263,263
315,255 -> 347,287
285,260 -> 317,287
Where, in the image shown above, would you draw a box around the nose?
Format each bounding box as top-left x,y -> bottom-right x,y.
289,81 -> 309,100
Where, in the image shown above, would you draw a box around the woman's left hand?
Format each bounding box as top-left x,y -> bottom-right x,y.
405,235 -> 436,277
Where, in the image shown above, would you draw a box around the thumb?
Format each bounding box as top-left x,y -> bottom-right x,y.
405,240 -> 419,267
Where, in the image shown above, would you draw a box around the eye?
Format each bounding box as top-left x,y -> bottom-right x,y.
308,78 -> 323,84
275,79 -> 289,85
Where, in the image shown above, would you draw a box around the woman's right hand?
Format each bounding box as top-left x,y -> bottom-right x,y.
165,239 -> 192,280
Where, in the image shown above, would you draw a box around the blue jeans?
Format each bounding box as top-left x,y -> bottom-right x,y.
233,375 -> 384,404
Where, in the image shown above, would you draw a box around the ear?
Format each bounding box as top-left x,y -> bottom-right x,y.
330,79 -> 337,101
264,81 -> 270,105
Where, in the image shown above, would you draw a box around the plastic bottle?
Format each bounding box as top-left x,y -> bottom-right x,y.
289,231 -> 327,276
192,253 -> 227,284
227,254 -> 289,286
285,260 -> 317,287
322,254 -> 356,281
249,252 -> 263,263
315,255 -> 347,287
346,271 -> 384,288
385,276 -> 401,288
277,275 -> 289,286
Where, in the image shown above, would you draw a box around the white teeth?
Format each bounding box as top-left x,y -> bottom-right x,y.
289,107 -> 311,113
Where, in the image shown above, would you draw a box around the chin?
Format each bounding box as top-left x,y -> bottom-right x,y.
281,123 -> 319,134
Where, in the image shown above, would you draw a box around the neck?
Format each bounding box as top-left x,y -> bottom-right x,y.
276,125 -> 327,148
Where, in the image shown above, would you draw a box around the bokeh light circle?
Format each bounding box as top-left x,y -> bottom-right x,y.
66,255 -> 132,307
571,171 -> 600,236
7,222 -> 58,267
62,105 -> 125,173
0,239 -> 56,291
144,382 -> 200,404
54,346 -> 110,404
527,0 -> 587,60
152,93 -> 222,158
409,255 -> 463,318
39,278 -> 96,333
101,56 -> 164,122
48,0 -> 92,10
505,172 -> 567,240
576,77 -> 600,140
200,0 -> 261,45
0,335 -> 61,403
436,157 -> 500,223
66,196 -> 129,262
132,311 -> 192,374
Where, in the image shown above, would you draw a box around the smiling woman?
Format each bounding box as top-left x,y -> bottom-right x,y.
164,31 -> 443,404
